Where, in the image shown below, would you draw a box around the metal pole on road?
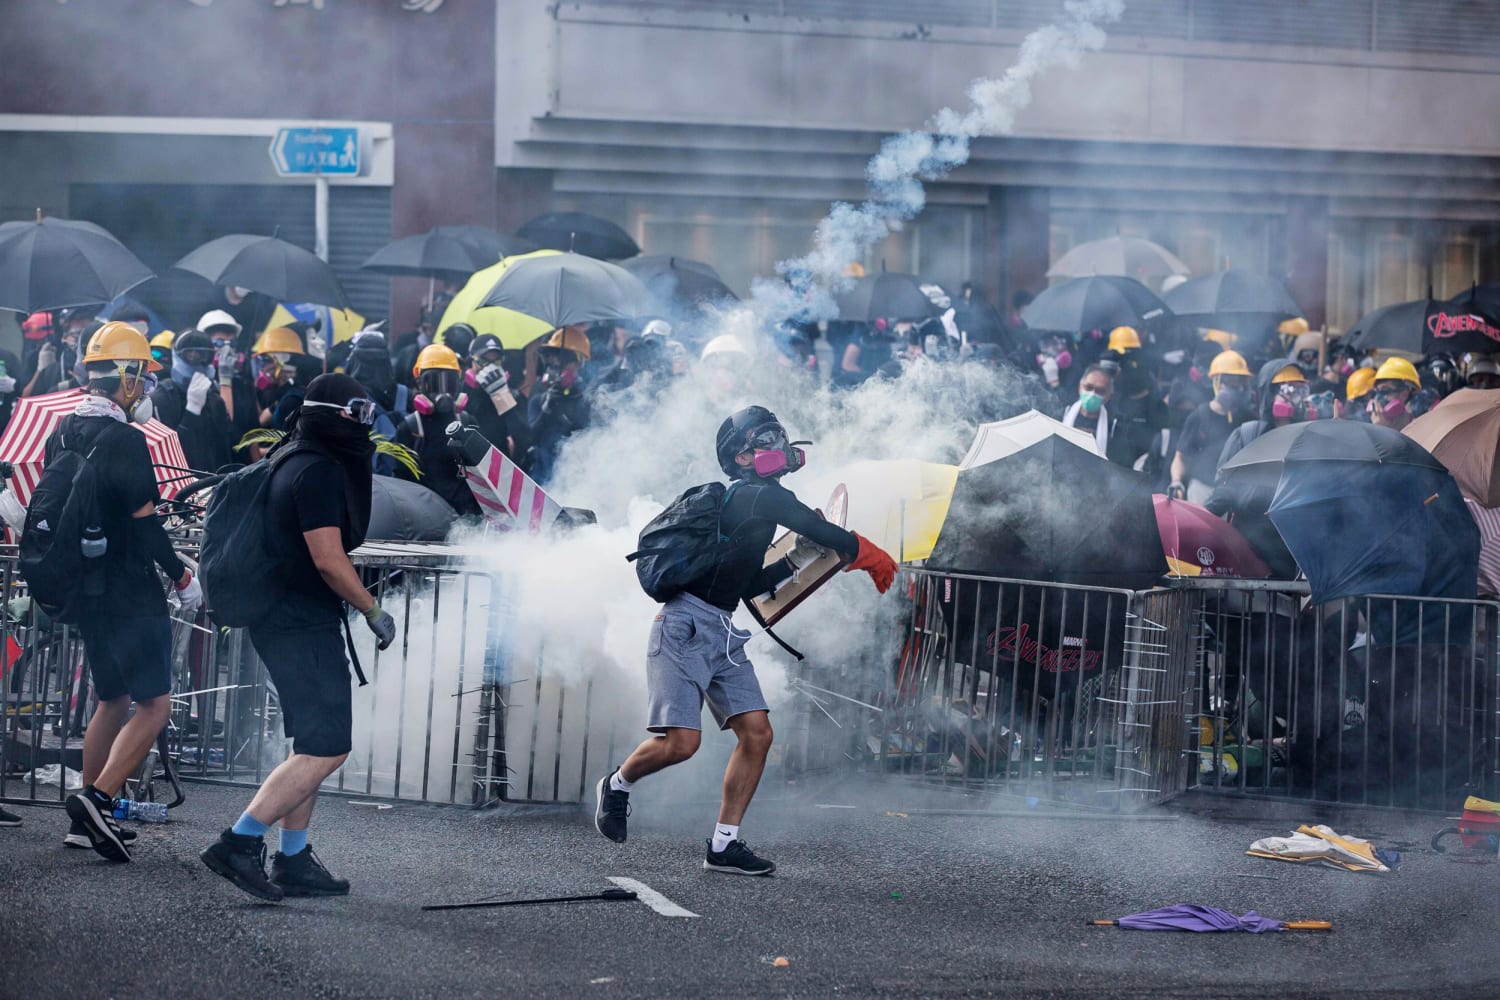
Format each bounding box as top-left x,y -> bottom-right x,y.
314,175 -> 330,263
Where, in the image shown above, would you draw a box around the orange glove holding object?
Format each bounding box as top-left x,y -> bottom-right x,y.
844,531 -> 897,594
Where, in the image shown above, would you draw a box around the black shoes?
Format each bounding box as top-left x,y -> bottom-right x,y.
594,768 -> 630,844
66,820 -> 136,850
64,787 -> 130,862
200,829 -> 284,902
0,805 -> 20,827
270,846 -> 350,897
704,838 -> 776,876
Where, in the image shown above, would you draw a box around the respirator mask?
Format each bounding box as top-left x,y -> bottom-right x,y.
746,422 -> 808,478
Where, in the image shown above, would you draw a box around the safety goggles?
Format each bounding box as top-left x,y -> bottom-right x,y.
1296,349 -> 1319,366
1276,382 -> 1309,402
302,398 -> 378,425
746,422 -> 789,452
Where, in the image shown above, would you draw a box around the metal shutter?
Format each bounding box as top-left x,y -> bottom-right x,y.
328,186 -> 391,322
1375,0 -> 1500,56
1190,0 -> 1373,51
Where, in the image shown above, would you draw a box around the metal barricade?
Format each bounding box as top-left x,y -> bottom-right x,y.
873,570 -> 1198,810
1182,578 -> 1500,809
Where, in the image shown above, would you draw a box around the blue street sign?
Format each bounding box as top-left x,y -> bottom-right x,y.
269,127 -> 360,177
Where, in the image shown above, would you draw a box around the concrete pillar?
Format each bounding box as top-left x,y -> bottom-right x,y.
997,185 -> 1051,315
1284,196 -> 1330,329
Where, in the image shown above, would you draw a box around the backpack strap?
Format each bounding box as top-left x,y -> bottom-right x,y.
741,598 -> 805,662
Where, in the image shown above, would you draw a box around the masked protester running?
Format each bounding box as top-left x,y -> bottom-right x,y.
148,329 -> 233,473
395,344 -> 482,517
47,323 -> 202,861
593,406 -> 899,875
200,374 -> 396,901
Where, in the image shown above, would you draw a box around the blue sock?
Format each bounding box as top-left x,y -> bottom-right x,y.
279,827 -> 308,857
231,812 -> 269,838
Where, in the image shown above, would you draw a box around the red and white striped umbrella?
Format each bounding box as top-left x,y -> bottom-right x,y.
0,388 -> 191,507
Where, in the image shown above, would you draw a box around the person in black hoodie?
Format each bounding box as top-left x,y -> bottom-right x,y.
200,374 -> 396,902
394,344 -> 481,517
149,330 -> 233,473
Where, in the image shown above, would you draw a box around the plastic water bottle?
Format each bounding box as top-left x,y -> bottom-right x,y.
112,798 -> 168,824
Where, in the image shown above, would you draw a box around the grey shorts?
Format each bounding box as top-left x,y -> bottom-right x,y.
645,592 -> 770,733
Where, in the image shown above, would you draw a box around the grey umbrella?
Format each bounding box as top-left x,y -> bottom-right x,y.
174,234 -> 350,309
1047,235 -> 1190,281
0,216 -> 154,314
477,252 -> 657,327
1163,270 -> 1300,333
369,476 -> 458,542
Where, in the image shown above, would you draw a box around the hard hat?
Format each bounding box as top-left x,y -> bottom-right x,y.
412,343 -> 461,378
1345,367 -> 1377,401
1373,356 -> 1421,388
197,309 -> 242,335
1202,329 -> 1237,350
1208,350 -> 1251,378
1270,364 -> 1307,384
842,262 -> 866,279
640,318 -> 673,339
84,320 -> 162,373
1107,326 -> 1141,352
701,334 -> 749,361
149,329 -> 176,349
251,326 -> 306,357
1278,317 -> 1310,336
544,327 -> 592,361
1469,358 -> 1500,378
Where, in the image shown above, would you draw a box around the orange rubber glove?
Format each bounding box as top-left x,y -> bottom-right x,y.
844,531 -> 897,594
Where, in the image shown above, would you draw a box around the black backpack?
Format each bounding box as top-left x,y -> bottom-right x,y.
200,444 -> 319,628
19,423 -> 111,624
626,481 -> 744,603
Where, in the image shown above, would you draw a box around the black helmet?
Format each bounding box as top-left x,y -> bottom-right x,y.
443,323 -> 477,361
173,329 -> 214,357
716,405 -> 779,479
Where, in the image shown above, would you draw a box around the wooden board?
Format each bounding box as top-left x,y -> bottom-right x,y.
749,484 -> 850,628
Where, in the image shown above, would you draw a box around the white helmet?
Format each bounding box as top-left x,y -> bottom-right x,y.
701,334 -> 749,361
197,309 -> 241,335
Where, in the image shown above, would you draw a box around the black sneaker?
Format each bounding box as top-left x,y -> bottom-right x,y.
704,838 -> 776,876
200,829 -> 284,902
594,768 -> 630,844
270,846 -> 350,897
64,788 -> 130,862
66,820 -> 136,849
0,805 -> 20,827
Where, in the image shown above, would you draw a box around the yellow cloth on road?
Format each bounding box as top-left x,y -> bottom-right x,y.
1246,824 -> 1388,872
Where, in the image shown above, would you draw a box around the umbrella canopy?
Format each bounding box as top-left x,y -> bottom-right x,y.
264,302 -> 366,354
1466,499 -> 1500,599
1403,388 -> 1500,504
516,211 -> 639,260
431,225 -> 534,266
1021,276 -> 1169,335
1152,495 -> 1271,578
0,389 -> 190,505
1163,270 -> 1300,331
928,436 -> 1165,589
1102,905 -> 1288,933
368,476 -> 457,542
435,250 -> 558,348
1047,236 -> 1190,281
0,217 -> 154,314
1431,286 -> 1500,355
477,252 -> 656,328
1341,297 -> 1500,357
958,409 -> 1098,470
620,255 -> 738,312
802,459 -> 958,563
361,232 -> 485,279
174,234 -> 349,310
835,272 -> 941,323
1220,419 -> 1445,485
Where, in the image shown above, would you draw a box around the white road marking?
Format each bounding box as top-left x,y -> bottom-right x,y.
606,877 -> 699,918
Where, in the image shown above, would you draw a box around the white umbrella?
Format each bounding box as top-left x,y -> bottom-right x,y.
958,409 -> 1098,470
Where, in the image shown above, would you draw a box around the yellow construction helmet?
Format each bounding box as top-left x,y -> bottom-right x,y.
84,320 -> 162,373
1202,329 -> 1237,350
1108,326 -> 1141,352
1270,364 -> 1307,384
842,262 -> 867,279
413,343 -> 462,378
251,326 -> 306,357
1278,317 -> 1310,336
1374,356 -> 1421,387
148,329 -> 176,349
544,327 -> 592,361
1346,367 -> 1377,401
1208,350 -> 1251,378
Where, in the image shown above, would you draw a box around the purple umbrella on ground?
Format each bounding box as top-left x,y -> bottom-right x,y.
1089,904 -> 1330,933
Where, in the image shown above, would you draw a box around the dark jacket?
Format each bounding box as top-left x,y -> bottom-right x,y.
150,379 -> 234,473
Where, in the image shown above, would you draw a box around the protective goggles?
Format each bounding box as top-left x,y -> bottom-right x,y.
746,422 -> 790,452
301,398 -> 378,425
1276,382 -> 1309,402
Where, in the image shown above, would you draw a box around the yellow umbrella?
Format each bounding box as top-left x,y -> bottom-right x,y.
808,460 -> 958,563
436,249 -> 559,349
264,303 -> 366,345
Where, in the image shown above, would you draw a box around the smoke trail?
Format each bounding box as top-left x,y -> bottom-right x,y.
770,0 -> 1125,312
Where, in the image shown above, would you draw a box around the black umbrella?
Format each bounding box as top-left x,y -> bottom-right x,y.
1220,419 -> 1444,487
1163,270 -> 1300,332
928,436 -> 1166,590
477,252 -> 657,327
368,476 -> 457,542
0,216 -> 154,314
1344,298 -> 1443,356
836,272 -> 941,323
1430,285 -> 1500,355
1021,275 -> 1168,335
516,212 -> 640,260
432,225 -> 534,264
362,227 -> 532,279
620,255 -> 738,311
174,234 -> 350,309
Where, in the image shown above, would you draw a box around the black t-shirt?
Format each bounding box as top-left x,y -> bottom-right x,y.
686,479 -> 860,612
265,451 -> 349,627
44,415 -> 170,617
1176,404 -> 1235,487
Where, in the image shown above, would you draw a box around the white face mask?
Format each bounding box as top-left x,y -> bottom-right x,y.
129,393 -> 154,424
